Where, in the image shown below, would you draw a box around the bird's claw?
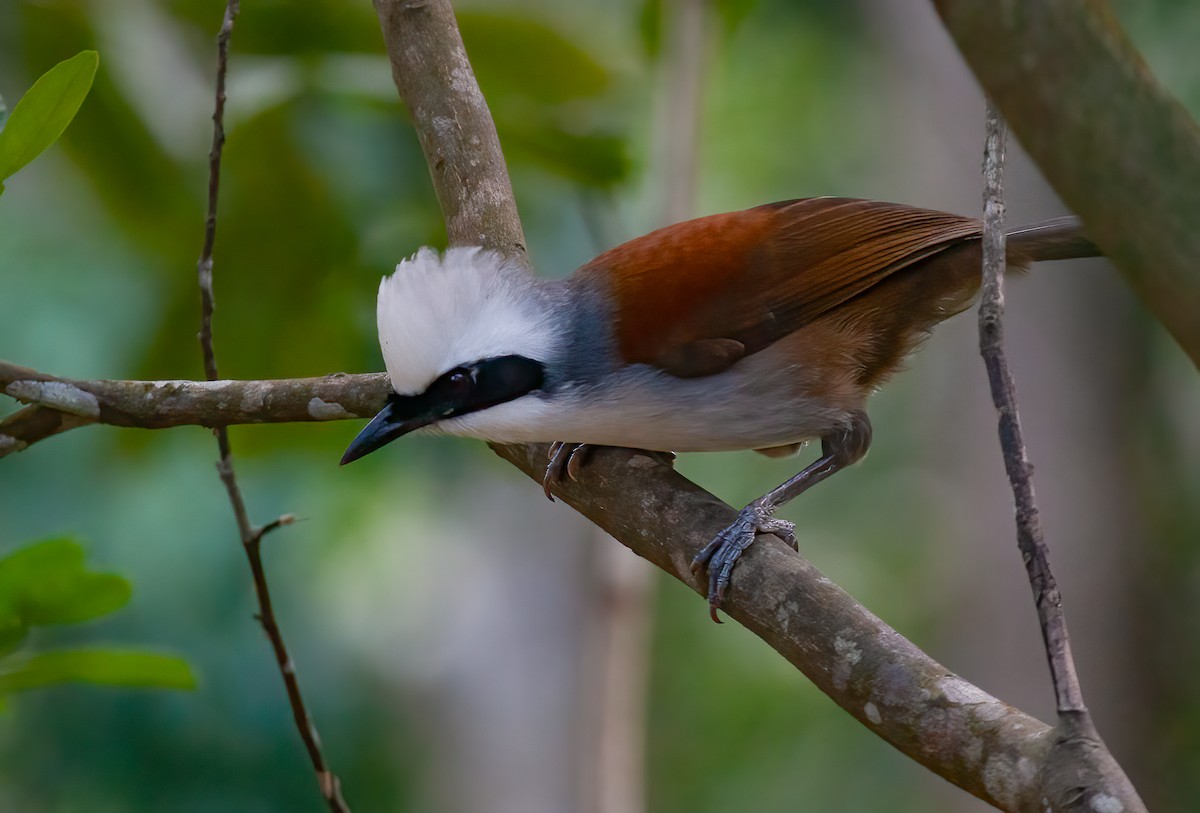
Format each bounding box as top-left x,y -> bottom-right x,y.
542,444 -> 675,501
543,442 -> 593,500
690,504 -> 796,622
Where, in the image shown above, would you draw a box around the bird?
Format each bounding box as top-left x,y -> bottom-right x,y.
340,197 -> 1100,621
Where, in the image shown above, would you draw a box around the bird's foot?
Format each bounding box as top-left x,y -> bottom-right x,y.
542,444 -> 677,501
543,442 -> 594,500
690,503 -> 797,623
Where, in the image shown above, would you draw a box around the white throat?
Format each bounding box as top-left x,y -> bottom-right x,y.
376,247 -> 558,395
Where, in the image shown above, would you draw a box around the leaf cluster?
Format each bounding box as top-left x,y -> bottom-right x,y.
0,538 -> 194,703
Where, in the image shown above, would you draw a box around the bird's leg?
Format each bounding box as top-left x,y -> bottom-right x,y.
691,413 -> 873,622
542,443 -> 677,501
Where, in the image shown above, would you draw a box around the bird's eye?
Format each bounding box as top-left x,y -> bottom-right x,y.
444,368 -> 472,397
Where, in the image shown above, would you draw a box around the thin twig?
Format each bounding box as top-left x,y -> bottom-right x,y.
977,101 -> 1143,812
196,4 -> 349,811
978,101 -> 1084,714
0,361 -> 389,455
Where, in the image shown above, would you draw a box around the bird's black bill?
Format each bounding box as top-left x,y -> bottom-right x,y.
339,355 -> 545,466
339,398 -> 434,465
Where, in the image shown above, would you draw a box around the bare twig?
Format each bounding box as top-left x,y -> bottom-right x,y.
0,361 -> 388,455
0,362 -> 391,456
978,104 -> 1082,715
978,101 -> 1144,812
195,4 -> 348,811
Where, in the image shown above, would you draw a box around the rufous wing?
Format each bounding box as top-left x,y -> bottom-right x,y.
575,198 -> 982,377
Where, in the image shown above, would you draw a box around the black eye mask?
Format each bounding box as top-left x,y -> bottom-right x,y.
340,355 -> 545,464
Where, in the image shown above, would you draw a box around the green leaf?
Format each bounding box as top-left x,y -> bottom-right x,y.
0,649 -> 196,693
0,50 -> 99,190
0,537 -> 131,629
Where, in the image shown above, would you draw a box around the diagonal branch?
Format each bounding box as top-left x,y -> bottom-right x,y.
934,0 -> 1200,368
372,0 -> 525,258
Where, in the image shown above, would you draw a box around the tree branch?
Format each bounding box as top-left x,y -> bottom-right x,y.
978,102 -> 1144,812
0,360 -> 382,421
194,5 -> 349,811
372,0 -> 525,258
934,0 -> 1200,368
0,402 -> 92,456
0,362 -> 389,456
494,444 -> 1057,809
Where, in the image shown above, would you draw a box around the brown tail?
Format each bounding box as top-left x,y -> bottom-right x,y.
1006,216 -> 1101,262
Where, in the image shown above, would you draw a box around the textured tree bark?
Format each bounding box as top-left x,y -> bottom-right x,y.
0,361 -> 389,454
372,0 -> 526,258
934,0 -> 1200,369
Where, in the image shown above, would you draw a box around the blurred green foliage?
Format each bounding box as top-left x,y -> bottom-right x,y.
0,538 -> 194,702
0,537 -> 131,650
1,1 -> 1198,812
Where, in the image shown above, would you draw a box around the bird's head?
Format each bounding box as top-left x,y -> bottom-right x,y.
341,247 -> 558,464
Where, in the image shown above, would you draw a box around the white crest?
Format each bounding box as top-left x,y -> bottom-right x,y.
377,247 -> 557,395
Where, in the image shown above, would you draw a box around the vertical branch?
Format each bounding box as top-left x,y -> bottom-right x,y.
977,101 -> 1083,714
195,4 -> 349,811
978,100 -> 1146,813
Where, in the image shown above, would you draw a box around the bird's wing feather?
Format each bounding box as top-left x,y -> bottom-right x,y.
576,198 -> 982,377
